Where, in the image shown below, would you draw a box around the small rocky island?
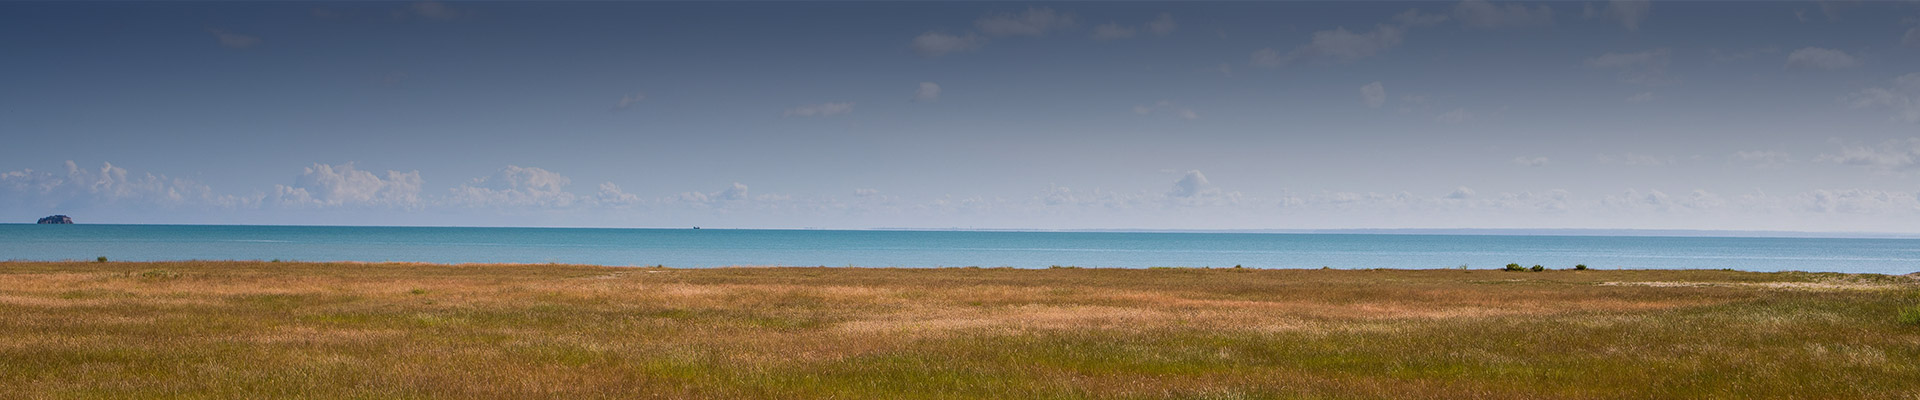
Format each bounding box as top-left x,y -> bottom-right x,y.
36,215 -> 74,224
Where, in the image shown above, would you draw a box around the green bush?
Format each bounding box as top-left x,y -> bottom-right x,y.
1574,264 -> 1588,270
1530,265 -> 1546,272
96,256 -> 108,263
1504,263 -> 1525,271
1900,305 -> 1920,326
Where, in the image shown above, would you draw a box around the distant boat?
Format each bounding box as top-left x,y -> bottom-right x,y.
692,226 -> 700,230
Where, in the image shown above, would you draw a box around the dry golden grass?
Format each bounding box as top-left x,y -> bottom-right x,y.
1,261 -> 1917,399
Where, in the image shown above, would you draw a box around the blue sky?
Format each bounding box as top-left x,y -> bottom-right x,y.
4,1 -> 1920,231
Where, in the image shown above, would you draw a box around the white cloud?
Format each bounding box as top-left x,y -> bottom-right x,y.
976,7 -> 1076,37
674,192 -> 710,204
1169,170 -> 1215,198
1511,156 -> 1549,167
1709,47 -> 1780,63
272,163 -> 422,208
1585,49 -> 1664,69
448,165 -> 578,208
1,161 -> 234,210
1847,72 -> 1920,123
1586,48 -> 1673,85
1091,23 -> 1137,40
1785,47 -> 1862,70
1393,9 -> 1450,27
1904,27 -> 1920,48
1167,170 -> 1239,206
1303,26 -> 1405,64
1446,186 -> 1477,199
1814,0 -> 1855,22
1484,190 -> 1575,213
1603,0 -> 1651,32
1303,25 -> 1405,65
1893,71 -> 1918,90
206,28 -> 261,49
719,182 -> 750,200
1625,92 -> 1656,103
914,82 -> 941,102
1452,0 -> 1555,29
1033,184 -> 1147,209
1597,153 -> 1674,166
1794,189 -> 1920,214
1602,189 -> 1727,213
613,92 -> 645,110
1147,13 -> 1178,35
1252,25 -> 1404,67
1819,138 -> 1920,170
410,1 -> 464,20
1250,48 -> 1284,68
1133,100 -> 1197,120
911,32 -> 984,58
1436,108 -> 1473,124
783,102 -> 854,117
595,182 -> 641,206
676,182 -> 753,205
1732,150 -> 1792,168
1360,82 -> 1387,108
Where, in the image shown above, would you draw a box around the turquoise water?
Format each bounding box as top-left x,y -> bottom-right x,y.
3,224 -> 1919,274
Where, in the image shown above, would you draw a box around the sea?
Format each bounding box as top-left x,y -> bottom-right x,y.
3,224 -> 1919,274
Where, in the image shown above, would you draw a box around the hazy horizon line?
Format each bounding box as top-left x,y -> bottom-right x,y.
12,222 -> 1920,240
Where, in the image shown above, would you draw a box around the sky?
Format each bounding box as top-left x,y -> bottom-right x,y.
3,0 -> 1920,232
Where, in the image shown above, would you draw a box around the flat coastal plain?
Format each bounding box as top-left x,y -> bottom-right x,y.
2,261 -> 1917,399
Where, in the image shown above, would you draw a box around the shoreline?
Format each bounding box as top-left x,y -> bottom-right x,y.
15,222 -> 1920,240
9,260 -> 1920,277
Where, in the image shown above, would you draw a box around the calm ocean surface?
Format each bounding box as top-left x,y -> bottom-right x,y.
3,224 -> 1919,274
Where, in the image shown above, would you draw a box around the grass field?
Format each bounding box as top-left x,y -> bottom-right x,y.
2,261 -> 1918,399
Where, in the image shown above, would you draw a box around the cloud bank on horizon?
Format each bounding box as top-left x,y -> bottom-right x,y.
3,1 -> 1920,232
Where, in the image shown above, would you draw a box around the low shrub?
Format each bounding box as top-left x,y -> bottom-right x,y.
1574,264 -> 1588,270
1504,263 -> 1526,271
1530,265 -> 1546,272
96,256 -> 107,263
